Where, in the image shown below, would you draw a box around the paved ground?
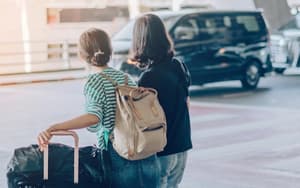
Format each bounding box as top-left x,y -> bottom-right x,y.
184,102 -> 300,188
1,75 -> 300,187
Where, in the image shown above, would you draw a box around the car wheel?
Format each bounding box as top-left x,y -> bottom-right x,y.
241,62 -> 261,89
274,68 -> 286,74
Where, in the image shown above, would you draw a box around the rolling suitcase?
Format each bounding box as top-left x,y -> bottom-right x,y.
7,131 -> 111,188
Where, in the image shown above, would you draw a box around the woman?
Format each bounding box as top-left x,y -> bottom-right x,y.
37,28 -> 160,188
132,14 -> 193,188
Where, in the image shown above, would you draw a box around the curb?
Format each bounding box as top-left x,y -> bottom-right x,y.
0,67 -> 85,76
0,69 -> 88,86
0,76 -> 86,86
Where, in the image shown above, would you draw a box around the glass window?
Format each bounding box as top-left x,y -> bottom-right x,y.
197,16 -> 228,42
236,16 -> 259,32
173,18 -> 199,41
47,43 -> 62,60
112,16 -> 178,41
224,16 -> 231,27
47,8 -> 129,24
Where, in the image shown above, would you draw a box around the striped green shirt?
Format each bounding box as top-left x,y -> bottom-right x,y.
84,67 -> 136,150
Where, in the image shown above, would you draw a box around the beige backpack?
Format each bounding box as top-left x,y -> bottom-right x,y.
100,73 -> 167,160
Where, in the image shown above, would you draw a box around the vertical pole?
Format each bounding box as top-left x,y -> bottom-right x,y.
128,0 -> 140,19
74,146 -> 79,183
20,0 -> 32,73
43,145 -> 48,180
172,0 -> 183,11
63,40 -> 70,69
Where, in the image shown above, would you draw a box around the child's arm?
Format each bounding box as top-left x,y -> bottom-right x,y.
38,114 -> 99,151
47,114 -> 99,132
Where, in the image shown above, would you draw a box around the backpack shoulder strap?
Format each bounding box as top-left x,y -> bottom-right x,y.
124,75 -> 128,85
99,72 -> 118,87
172,57 -> 191,87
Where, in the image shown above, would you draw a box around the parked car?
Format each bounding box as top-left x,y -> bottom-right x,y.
111,9 -> 272,89
270,34 -> 290,74
270,14 -> 300,74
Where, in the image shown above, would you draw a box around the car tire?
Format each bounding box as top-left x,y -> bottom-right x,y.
241,62 -> 261,89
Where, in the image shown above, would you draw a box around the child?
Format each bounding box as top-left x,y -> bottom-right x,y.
38,28 -> 160,188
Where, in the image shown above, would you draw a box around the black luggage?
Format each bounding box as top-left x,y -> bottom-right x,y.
7,131 -> 111,188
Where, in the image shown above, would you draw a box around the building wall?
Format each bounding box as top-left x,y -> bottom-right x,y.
0,1 -> 22,42
287,0 -> 300,7
210,0 -> 256,10
0,0 -> 290,66
0,1 -> 23,63
0,0 -> 129,65
254,0 -> 292,31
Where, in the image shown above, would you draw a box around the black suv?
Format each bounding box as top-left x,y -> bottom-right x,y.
112,10 -> 272,89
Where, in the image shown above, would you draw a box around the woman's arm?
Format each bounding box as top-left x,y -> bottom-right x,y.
187,96 -> 190,109
38,114 -> 99,151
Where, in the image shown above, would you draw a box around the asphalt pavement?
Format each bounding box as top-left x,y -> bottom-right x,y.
0,74 -> 300,187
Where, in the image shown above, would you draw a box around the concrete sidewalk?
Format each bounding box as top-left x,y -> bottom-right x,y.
0,69 -> 87,86
0,59 -> 88,86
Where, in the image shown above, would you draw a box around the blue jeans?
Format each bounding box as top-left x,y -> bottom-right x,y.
108,143 -> 160,188
158,151 -> 188,188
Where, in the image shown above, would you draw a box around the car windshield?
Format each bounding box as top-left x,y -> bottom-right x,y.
279,14 -> 300,31
113,16 -> 178,41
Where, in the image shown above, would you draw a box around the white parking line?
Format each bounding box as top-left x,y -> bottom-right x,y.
190,101 -> 300,113
191,114 -> 237,123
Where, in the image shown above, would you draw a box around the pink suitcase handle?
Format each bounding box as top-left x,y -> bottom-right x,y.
43,130 -> 79,184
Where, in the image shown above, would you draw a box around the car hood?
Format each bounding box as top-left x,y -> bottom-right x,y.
112,40 -> 131,54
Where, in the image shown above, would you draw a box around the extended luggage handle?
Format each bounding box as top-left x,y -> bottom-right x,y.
43,130 -> 79,184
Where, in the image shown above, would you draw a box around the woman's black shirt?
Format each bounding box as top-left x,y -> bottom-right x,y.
138,59 -> 192,156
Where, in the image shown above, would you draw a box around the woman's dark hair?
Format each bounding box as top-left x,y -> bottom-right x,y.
132,14 -> 174,68
79,28 -> 112,67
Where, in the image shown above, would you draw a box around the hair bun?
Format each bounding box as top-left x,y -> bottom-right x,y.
93,49 -> 109,66
94,49 -> 105,57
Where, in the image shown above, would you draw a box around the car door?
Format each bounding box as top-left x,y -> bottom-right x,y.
171,14 -> 212,85
196,14 -> 245,82
171,14 -> 244,85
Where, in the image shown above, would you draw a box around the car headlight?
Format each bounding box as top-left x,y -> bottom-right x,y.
279,39 -> 286,46
260,49 -> 266,56
111,54 -> 128,70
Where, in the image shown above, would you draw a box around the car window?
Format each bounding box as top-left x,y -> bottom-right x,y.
230,14 -> 267,43
191,13 -> 267,44
173,17 -> 199,41
196,15 -> 230,42
236,15 -> 260,32
113,15 -> 178,41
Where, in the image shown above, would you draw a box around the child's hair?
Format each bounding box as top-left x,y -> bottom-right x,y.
79,28 -> 112,66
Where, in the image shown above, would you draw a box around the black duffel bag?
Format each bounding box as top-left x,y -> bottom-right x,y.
6,143 -> 111,188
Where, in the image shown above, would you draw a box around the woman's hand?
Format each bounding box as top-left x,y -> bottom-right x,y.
38,129 -> 52,152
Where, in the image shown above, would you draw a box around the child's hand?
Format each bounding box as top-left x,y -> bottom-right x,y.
136,87 -> 147,93
37,129 -> 52,152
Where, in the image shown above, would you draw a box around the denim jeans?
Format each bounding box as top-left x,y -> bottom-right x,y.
108,143 -> 160,188
158,151 -> 188,188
